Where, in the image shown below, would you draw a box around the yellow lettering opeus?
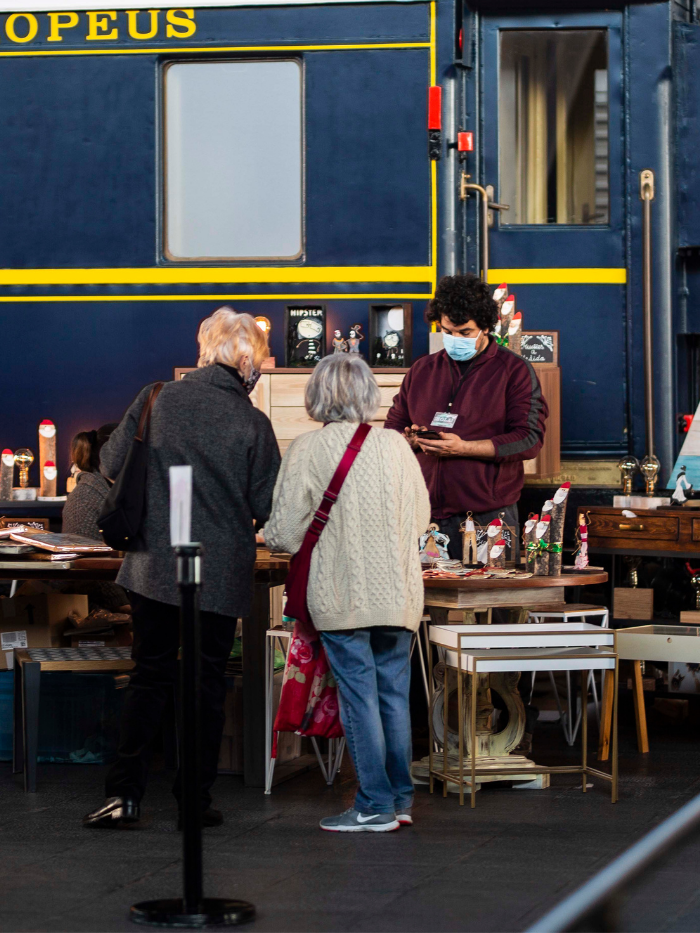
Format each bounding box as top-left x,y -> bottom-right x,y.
5,13 -> 39,43
165,9 -> 196,38
85,10 -> 118,40
47,12 -> 80,42
126,10 -> 159,40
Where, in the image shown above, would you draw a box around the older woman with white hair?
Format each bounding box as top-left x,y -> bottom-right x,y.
84,307 -> 280,829
265,354 -> 430,833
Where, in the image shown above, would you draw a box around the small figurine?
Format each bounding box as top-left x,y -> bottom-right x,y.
574,516 -> 589,570
0,449 -> 13,500
38,419 -> 57,497
419,523 -> 450,564
671,465 -> 693,506
332,330 -> 348,354
347,327 -> 364,355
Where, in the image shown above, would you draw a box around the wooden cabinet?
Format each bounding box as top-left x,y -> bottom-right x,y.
252,368 -> 406,454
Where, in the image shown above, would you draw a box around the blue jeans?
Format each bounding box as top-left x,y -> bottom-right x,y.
320,627 -> 414,814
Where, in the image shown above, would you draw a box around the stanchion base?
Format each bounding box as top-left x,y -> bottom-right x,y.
130,898 -> 255,928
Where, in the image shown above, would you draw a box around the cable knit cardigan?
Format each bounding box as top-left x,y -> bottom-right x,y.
264,422 -> 431,632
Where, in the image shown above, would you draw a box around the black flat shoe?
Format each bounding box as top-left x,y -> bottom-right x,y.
177,807 -> 224,830
83,796 -> 140,828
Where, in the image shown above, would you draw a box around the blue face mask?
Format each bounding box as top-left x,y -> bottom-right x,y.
443,332 -> 480,361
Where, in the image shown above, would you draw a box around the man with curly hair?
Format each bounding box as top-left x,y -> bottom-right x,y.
385,273 -> 548,561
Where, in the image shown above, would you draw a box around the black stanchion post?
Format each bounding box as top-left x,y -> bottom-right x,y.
130,543 -> 255,928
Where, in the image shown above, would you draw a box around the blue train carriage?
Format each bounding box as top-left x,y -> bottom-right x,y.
0,0 -> 699,501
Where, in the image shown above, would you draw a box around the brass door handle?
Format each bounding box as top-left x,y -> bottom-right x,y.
619,523 -> 644,531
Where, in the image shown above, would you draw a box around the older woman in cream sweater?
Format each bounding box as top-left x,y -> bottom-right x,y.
265,354 -> 430,833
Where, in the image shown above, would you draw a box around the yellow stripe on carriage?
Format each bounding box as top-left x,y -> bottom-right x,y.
487,268 -> 627,285
0,266 -> 435,286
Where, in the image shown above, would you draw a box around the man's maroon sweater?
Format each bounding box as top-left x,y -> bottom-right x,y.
384,339 -> 548,518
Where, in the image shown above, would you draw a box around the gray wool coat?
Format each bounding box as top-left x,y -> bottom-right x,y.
100,365 -> 281,618
62,471 -> 111,541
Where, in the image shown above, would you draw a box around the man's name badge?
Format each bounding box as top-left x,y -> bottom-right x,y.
431,412 -> 458,429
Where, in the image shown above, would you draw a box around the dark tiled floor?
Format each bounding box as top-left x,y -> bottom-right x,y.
3,696 -> 700,933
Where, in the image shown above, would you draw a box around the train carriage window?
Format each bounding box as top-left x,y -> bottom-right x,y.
499,30 -> 609,225
164,60 -> 302,260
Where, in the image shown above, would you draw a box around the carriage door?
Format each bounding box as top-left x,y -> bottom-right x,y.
479,13 -> 627,458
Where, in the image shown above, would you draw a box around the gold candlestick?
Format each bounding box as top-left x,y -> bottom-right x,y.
617,455 -> 639,495
14,448 -> 34,488
640,454 -> 661,497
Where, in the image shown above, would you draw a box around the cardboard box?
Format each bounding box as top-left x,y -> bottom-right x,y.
217,671 -> 302,774
0,594 -> 88,669
613,588 -> 654,620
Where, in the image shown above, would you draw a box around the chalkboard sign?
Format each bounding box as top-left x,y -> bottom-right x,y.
520,331 -> 559,365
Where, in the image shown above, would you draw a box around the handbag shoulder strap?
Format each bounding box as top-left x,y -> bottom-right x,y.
134,382 -> 164,443
305,422 -> 371,542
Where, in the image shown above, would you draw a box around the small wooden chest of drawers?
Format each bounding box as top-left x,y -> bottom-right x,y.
579,506 -> 700,555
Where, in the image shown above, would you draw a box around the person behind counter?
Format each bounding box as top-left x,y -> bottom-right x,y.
62,423 -> 129,613
384,273 -> 548,559
83,307 -> 281,830
385,273 -> 548,754
264,354 -> 431,832
62,424 -> 118,540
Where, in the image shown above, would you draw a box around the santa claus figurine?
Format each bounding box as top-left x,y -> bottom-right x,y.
38,420 -> 57,497
0,449 -> 13,500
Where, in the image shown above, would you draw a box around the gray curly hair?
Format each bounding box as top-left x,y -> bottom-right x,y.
305,354 -> 380,424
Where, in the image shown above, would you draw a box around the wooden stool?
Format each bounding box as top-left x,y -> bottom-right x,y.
13,647 -> 134,793
428,623 -> 619,807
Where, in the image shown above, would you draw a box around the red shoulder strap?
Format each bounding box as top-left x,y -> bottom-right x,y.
305,422 -> 371,541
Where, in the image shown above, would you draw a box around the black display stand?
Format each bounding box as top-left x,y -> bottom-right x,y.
130,543 -> 255,929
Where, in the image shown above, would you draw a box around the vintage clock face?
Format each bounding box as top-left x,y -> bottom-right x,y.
383,331 -> 400,348
297,318 -> 323,340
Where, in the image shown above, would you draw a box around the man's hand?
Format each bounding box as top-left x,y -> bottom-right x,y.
403,424 -> 427,451
416,432 -> 467,457
417,434 -> 497,459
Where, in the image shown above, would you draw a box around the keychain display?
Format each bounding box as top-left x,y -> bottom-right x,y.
419,523 -> 450,564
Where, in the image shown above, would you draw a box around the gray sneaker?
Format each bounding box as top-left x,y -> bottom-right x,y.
319,807 -> 400,833
396,808 -> 413,826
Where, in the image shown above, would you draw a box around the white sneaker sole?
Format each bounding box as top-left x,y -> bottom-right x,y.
320,819 -> 400,833
397,815 -> 413,825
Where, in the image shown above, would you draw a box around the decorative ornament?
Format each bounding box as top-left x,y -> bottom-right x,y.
38,419 -> 57,497
332,330 -> 348,354
419,523 -> 450,564
0,449 -> 13,500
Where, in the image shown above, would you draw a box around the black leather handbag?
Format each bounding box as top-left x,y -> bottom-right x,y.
98,382 -> 164,551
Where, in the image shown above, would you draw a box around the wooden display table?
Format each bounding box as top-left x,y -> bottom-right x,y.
3,553 -> 290,789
